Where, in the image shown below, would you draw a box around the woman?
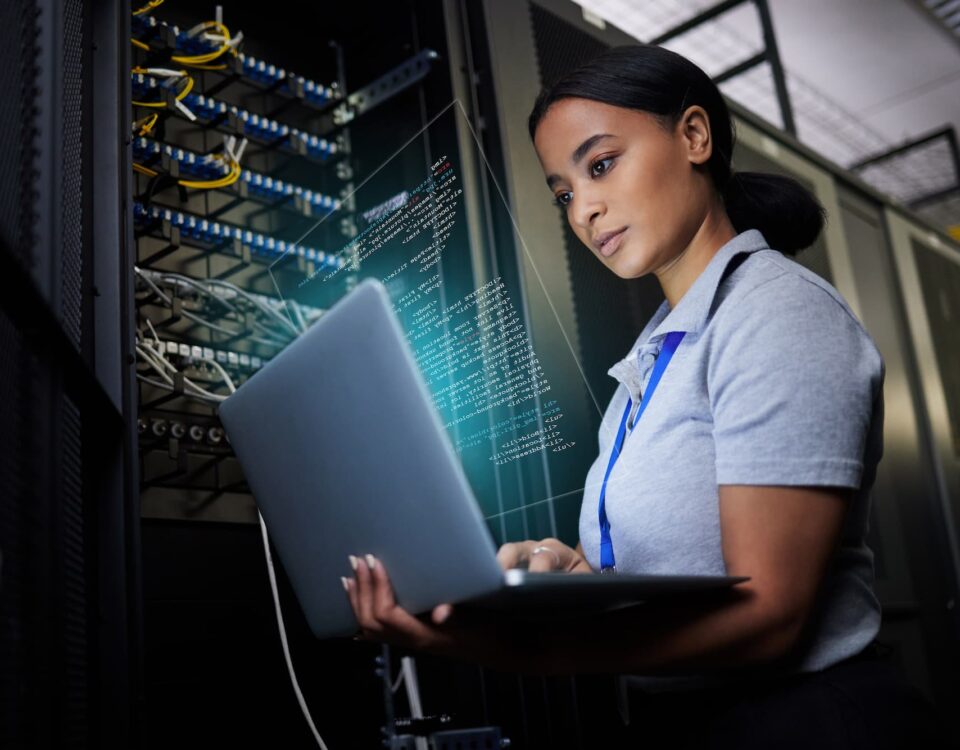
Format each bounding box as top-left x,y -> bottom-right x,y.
343,45 -> 947,747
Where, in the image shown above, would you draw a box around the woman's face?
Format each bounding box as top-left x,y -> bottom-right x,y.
533,97 -> 714,280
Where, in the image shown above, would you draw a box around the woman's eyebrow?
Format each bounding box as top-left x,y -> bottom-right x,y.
545,133 -> 614,188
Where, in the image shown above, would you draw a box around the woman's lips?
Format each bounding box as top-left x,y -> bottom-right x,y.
598,227 -> 627,257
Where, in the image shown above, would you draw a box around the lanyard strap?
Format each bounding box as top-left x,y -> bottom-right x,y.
598,331 -> 686,573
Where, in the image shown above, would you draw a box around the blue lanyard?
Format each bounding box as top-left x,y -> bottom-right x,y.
598,331 -> 686,573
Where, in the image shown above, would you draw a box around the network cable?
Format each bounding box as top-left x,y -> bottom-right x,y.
131,13 -> 337,108
136,267 -> 309,342
133,136 -> 340,215
135,267 -> 292,350
130,72 -> 339,161
189,353 -> 330,749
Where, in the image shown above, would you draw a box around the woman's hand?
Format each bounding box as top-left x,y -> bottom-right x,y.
343,554 -> 492,659
496,538 -> 593,574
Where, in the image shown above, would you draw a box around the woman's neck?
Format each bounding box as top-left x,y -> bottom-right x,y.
655,210 -> 738,309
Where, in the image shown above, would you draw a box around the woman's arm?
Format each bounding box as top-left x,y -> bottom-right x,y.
521,484 -> 849,675
345,484 -> 848,676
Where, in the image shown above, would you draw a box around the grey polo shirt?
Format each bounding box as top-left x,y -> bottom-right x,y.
578,228 -> 885,675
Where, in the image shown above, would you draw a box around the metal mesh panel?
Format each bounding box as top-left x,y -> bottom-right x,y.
0,310 -> 37,747
60,0 -> 84,348
60,394 -> 88,748
528,2 -> 665,419
0,0 -> 39,269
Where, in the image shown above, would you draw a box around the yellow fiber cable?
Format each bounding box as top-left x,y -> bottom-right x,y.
131,38 -> 150,51
175,75 -> 194,100
178,159 -> 242,189
133,162 -> 159,177
133,158 -> 242,190
133,0 -> 165,15
949,225 -> 960,242
171,21 -> 238,66
131,72 -> 193,108
134,112 -> 159,136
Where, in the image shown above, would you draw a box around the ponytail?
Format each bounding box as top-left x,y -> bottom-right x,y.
722,172 -> 826,255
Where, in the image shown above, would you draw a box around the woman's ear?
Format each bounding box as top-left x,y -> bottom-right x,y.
679,105 -> 712,165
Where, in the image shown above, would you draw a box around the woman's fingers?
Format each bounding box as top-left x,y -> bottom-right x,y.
495,542 -> 525,571
431,603 -> 454,624
352,554 -> 377,633
345,554 -> 443,649
496,538 -> 587,572
528,544 -> 562,572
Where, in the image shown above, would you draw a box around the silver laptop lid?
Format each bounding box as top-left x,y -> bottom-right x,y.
219,278 -> 504,638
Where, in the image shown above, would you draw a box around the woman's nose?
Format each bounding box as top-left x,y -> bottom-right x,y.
571,190 -> 605,230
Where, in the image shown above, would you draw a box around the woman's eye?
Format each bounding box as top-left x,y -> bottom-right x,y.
591,157 -> 614,177
553,191 -> 572,207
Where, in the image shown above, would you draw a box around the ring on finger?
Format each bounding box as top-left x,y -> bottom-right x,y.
530,545 -> 561,568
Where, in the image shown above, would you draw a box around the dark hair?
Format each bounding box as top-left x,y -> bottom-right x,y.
528,45 -> 824,255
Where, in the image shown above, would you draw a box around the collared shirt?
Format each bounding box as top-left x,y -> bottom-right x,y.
579,229 -> 885,674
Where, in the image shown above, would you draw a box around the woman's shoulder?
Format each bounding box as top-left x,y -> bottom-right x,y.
713,248 -> 865,336
706,248 -> 884,381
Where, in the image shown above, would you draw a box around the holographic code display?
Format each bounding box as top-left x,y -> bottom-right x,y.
270,101 -> 602,543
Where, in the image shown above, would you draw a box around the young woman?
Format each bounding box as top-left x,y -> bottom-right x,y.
342,45 -> 948,747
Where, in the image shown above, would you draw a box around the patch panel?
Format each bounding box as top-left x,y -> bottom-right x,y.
133,136 -> 341,216
131,13 -> 340,109
133,73 -> 340,162
133,200 -> 347,268
156,338 -> 264,372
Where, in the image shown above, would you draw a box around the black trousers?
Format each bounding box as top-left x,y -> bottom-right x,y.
617,643 -> 953,749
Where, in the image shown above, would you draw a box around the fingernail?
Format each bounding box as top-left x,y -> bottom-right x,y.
341,576 -> 349,591
349,555 -> 358,571
365,554 -> 377,570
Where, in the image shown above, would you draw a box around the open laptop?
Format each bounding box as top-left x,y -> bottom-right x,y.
218,278 -> 747,638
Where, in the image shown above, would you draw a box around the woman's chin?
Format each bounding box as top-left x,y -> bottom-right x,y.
603,249 -> 654,280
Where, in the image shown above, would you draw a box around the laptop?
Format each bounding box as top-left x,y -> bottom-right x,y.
218,278 -> 747,638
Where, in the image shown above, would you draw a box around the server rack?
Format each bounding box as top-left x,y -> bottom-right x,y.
0,0 -> 141,747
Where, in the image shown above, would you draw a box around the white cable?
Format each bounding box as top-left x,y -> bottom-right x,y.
401,657 -> 429,750
204,278 -> 302,338
258,512 -> 330,750
200,368 -> 328,748
143,67 -> 188,78
136,345 -> 174,385
145,317 -> 163,349
173,97 -> 198,122
203,354 -> 237,393
138,268 -> 299,344
135,374 -> 225,405
233,136 -> 248,163
138,338 -> 229,402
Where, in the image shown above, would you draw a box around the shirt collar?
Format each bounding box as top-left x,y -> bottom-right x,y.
646,228 -> 770,341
